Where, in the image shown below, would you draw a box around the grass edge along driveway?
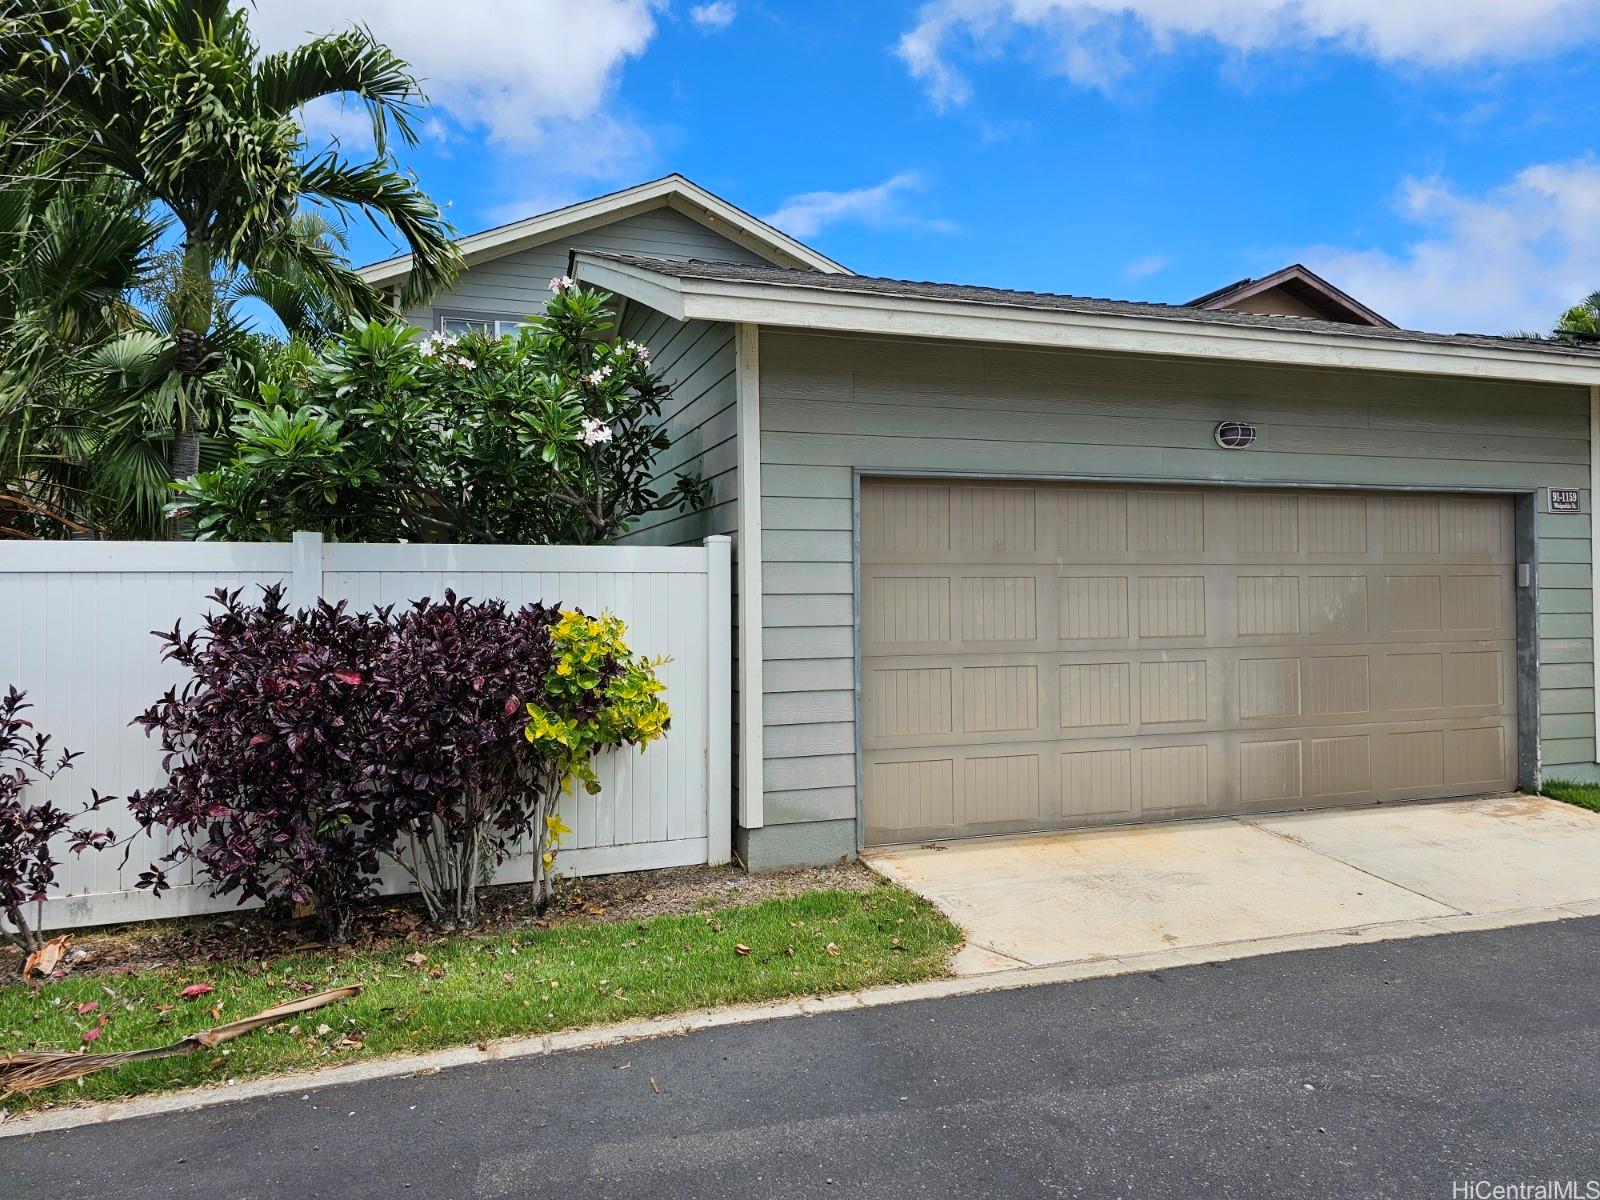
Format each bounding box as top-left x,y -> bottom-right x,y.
1542,779 -> 1600,815
1,881 -> 961,1113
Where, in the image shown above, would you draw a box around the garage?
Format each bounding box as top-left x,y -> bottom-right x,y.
860,478 -> 1519,846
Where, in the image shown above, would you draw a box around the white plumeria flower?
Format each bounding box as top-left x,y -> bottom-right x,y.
580,418 -> 613,446
585,365 -> 613,386
548,275 -> 574,293
419,332 -> 459,358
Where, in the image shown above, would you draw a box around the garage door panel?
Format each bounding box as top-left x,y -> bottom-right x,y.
864,746 -> 1054,843
1059,662 -> 1134,730
868,645 -> 1515,746
861,480 -> 1518,845
1060,748 -> 1137,819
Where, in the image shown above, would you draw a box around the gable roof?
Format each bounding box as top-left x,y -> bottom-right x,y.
358,174 -> 849,288
572,251 -> 1600,387
1189,263 -> 1395,328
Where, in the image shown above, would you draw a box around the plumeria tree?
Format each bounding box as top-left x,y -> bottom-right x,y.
514,278 -> 708,543
175,285 -> 709,544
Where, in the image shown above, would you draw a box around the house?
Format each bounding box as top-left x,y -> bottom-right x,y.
1188,263 -> 1397,328
361,176 -> 1600,870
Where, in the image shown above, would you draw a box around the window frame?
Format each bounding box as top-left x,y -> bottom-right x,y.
434,309 -> 529,339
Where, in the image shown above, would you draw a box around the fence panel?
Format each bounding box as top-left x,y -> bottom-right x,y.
0,535 -> 730,931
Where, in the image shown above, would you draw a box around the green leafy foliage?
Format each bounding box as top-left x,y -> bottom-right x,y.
130,584 -> 672,936
175,286 -> 710,544
1554,292 -> 1600,340
0,153 -> 167,538
2,0 -> 461,505
523,608 -> 672,904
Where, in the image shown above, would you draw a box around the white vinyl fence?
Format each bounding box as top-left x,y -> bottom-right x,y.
0,534 -> 731,931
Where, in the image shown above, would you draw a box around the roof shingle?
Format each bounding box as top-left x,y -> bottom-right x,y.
578,251 -> 1600,361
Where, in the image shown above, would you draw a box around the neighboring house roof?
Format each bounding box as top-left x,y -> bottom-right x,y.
572,251 -> 1600,387
358,174 -> 849,288
1189,264 -> 1396,329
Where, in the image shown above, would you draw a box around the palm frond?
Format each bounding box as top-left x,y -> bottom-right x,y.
301,153 -> 461,309
255,27 -> 425,152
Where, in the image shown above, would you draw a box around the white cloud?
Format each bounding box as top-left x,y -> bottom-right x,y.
297,96 -> 380,155
764,172 -> 957,239
898,0 -> 1600,107
1123,253 -> 1170,281
250,1 -> 662,149
690,2 -> 737,30
1301,159 -> 1600,334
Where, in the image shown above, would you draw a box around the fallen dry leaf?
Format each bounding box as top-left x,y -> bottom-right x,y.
80,1025 -> 102,1045
23,934 -> 72,980
178,983 -> 215,1000
824,942 -> 841,957
734,944 -> 751,956
403,952 -> 428,969
649,1076 -> 661,1094
75,1001 -> 98,1016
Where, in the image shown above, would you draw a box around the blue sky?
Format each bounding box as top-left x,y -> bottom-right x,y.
251,0 -> 1600,334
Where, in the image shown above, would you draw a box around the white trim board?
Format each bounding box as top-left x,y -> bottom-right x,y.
359,175 -> 848,287
572,255 -> 1600,388
735,323 -> 765,830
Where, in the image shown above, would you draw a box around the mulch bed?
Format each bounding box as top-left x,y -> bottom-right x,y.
3,861 -> 878,981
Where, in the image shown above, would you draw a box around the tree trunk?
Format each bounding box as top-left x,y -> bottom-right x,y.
167,236 -> 215,538
2,903 -> 42,959
171,424 -> 201,480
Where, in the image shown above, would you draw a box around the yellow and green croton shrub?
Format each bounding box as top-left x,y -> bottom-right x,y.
524,609 -> 670,901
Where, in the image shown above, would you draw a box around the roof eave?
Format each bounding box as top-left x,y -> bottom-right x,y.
1191,264 -> 1397,330
573,254 -> 1600,388
357,174 -> 849,289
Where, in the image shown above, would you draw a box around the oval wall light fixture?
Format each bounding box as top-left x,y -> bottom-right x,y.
1214,421 -> 1257,449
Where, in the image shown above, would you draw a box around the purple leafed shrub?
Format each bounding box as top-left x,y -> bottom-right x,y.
129,586 -> 393,942
130,585 -> 669,937
0,686 -> 113,961
363,592 -> 564,928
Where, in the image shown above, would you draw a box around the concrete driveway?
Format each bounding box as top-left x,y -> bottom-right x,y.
866,795 -> 1600,975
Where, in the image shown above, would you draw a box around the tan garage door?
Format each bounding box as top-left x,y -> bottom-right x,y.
860,479 -> 1518,846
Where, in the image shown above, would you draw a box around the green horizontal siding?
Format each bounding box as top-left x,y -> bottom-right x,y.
758,327 -> 1595,839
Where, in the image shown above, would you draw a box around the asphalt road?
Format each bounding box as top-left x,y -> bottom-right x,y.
6,916 -> 1598,1200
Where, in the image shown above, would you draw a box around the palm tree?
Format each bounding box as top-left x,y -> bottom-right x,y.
1556,292 -> 1600,338
2,0 -> 461,492
0,145 -> 166,537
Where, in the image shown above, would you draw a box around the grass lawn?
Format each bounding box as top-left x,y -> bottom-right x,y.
1541,779 -> 1600,814
1,880 -> 960,1114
